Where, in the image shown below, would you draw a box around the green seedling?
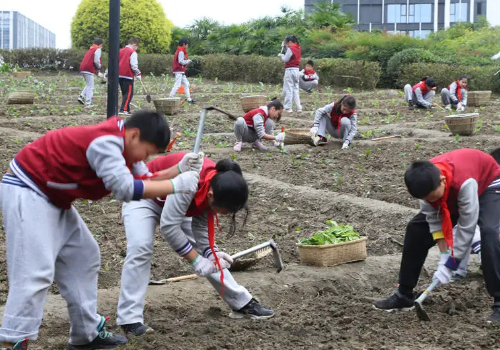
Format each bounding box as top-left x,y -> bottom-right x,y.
298,220 -> 360,245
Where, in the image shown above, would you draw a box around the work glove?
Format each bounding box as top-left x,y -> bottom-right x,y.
186,59 -> 192,65
178,152 -> 204,174
309,126 -> 318,136
278,53 -> 284,57
170,171 -> 199,194
342,140 -> 350,149
136,74 -> 142,81
457,103 -> 465,111
492,52 -> 500,60
97,72 -> 105,78
208,251 -> 233,270
275,132 -> 285,142
433,251 -> 453,285
190,254 -> 218,277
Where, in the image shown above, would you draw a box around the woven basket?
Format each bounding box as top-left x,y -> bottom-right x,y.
298,237 -> 367,267
445,113 -> 479,136
153,98 -> 181,115
241,95 -> 267,113
11,71 -> 31,78
284,128 -> 314,145
7,91 -> 35,105
467,91 -> 491,107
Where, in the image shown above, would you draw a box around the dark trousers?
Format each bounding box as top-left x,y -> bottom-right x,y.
119,78 -> 134,112
398,187 -> 500,299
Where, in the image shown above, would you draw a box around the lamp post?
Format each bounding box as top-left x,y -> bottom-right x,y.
107,0 -> 120,119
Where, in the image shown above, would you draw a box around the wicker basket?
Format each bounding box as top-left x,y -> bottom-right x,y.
467,91 -> 491,107
7,91 -> 35,105
11,71 -> 31,78
445,113 -> 479,136
298,237 -> 367,267
284,128 -> 314,145
153,98 -> 181,115
241,95 -> 267,113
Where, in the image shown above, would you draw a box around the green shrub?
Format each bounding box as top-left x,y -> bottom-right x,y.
0,49 -> 85,70
387,49 -> 441,88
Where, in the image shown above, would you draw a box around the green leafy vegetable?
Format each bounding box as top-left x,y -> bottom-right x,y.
298,220 -> 361,245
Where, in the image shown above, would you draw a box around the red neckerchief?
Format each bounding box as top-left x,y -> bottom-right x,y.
177,46 -> 188,60
304,69 -> 316,75
89,44 -> 100,50
194,169 -> 225,295
454,81 -> 465,102
430,162 -> 454,254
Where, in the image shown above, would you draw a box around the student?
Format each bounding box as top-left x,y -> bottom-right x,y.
78,38 -> 104,107
233,99 -> 285,152
279,35 -> 302,113
0,111 -> 201,350
373,149 -> 500,323
441,75 -> 468,111
119,38 -> 141,115
117,153 -> 274,336
310,95 -> 357,149
299,60 -> 319,94
169,38 -> 195,103
404,77 -> 438,110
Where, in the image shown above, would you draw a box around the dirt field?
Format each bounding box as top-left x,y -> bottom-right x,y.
1,72 -> 500,349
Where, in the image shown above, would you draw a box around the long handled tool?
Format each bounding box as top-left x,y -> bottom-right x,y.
414,279 -> 440,321
150,239 -> 283,285
139,79 -> 152,103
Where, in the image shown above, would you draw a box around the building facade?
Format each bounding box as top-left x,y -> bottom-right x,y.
305,0 -> 498,38
0,11 -> 56,50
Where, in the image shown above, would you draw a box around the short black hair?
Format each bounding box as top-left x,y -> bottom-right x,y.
129,38 -> 139,45
178,37 -> 189,46
458,75 -> 468,81
421,77 -> 436,88
404,160 -> 441,199
94,38 -> 103,45
306,60 -> 314,66
491,148 -> 500,165
124,110 -> 170,151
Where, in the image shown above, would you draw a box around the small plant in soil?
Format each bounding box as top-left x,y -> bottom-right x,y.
414,143 -> 421,150
475,118 -> 483,133
492,125 -> 500,132
454,134 -> 460,145
298,220 -> 360,245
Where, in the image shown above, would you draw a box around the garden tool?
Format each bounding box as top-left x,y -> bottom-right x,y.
209,106 -> 238,120
280,40 -> 287,55
139,79 -> 152,103
149,239 -> 283,285
414,279 -> 440,321
494,68 -> 500,76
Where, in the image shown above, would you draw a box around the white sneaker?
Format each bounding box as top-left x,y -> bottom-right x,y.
285,109 -> 293,113
233,141 -> 243,152
297,109 -> 303,113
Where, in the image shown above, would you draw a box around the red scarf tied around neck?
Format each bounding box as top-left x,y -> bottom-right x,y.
430,162 -> 454,254
194,169 -> 225,295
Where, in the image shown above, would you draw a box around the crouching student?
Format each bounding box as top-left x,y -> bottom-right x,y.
441,75 -> 468,111
233,99 -> 285,152
310,95 -> 357,149
404,77 -> 438,110
0,111 -> 200,350
299,60 -> 319,94
373,148 -> 500,323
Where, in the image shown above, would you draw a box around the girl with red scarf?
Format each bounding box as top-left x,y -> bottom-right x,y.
78,38 -> 104,107
169,38 -> 195,103
441,75 -> 468,111
279,35 -> 302,113
403,77 -> 438,110
310,95 -> 357,149
373,149 -> 500,323
117,154 -> 274,337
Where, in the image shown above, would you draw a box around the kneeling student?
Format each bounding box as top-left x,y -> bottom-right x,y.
441,75 -> 468,111
404,77 -> 438,110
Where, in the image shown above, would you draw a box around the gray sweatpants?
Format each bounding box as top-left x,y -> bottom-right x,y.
117,199 -> 252,325
317,114 -> 351,140
404,84 -> 435,107
299,79 -> 318,92
441,88 -> 458,106
233,117 -> 273,143
169,72 -> 191,99
0,184 -> 101,345
283,68 -> 302,111
80,73 -> 95,105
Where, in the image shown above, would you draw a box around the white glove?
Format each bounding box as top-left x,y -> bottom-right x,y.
342,140 -> 350,149
278,53 -> 284,57
274,140 -> 283,147
457,102 -> 465,111
309,126 -> 318,136
170,171 -> 199,194
433,252 -> 453,285
136,74 -> 142,81
178,152 -> 204,174
208,252 -> 233,270
275,132 -> 285,142
492,52 -> 500,60
190,254 -> 218,277
97,72 -> 105,78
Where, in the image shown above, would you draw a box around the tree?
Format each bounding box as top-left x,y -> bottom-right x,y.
71,0 -> 173,54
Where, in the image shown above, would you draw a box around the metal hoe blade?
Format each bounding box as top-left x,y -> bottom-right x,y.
414,279 -> 439,321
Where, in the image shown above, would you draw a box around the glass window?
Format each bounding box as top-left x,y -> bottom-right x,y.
450,3 -> 468,22
388,4 -> 408,23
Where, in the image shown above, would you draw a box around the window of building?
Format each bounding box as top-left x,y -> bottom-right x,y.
477,2 -> 483,15
1,12 -> 10,49
450,3 -> 468,22
388,4 -> 432,24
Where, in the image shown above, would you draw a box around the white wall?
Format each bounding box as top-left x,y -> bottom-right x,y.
488,0 -> 500,26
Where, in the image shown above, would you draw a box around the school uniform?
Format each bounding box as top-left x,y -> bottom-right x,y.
312,102 -> 357,142
119,45 -> 141,113
234,106 -> 274,143
169,46 -> 191,99
299,68 -> 319,92
398,149 -> 500,299
281,44 -> 302,111
441,81 -> 468,107
79,45 -> 102,105
404,81 -> 435,108
0,117 -> 149,346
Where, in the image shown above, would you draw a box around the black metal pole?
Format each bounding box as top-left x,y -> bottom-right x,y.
107,0 -> 120,118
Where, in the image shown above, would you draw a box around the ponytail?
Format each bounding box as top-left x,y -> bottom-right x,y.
335,95 -> 356,114
267,98 -> 284,121
420,77 -> 428,82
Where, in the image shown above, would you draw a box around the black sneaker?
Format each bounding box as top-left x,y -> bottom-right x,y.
373,292 -> 415,312
121,322 -> 154,336
78,96 -> 85,105
306,89 -> 313,94
487,306 -> 500,323
408,101 -> 414,110
187,98 -> 197,104
118,110 -> 131,116
68,316 -> 128,349
317,136 -> 328,146
229,299 -> 274,320
1,339 -> 28,350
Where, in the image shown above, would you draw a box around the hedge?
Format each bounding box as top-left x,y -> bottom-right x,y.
0,49 -> 379,89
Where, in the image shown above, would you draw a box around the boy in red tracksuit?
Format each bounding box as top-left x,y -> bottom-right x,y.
0,111 -> 201,350
78,38 -> 104,107
373,149 -> 500,323
169,38 -> 195,103
119,38 -> 141,115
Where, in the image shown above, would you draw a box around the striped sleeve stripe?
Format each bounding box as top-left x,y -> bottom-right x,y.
203,246 -> 219,258
489,179 -> 500,188
2,174 -> 28,188
9,159 -> 48,200
176,242 -> 194,256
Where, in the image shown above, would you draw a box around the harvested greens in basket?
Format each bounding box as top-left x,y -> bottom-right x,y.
299,220 -> 361,245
